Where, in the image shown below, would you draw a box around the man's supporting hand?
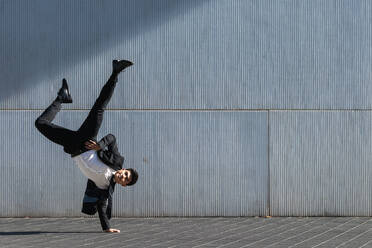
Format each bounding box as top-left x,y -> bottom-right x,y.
104,228 -> 120,233
84,140 -> 101,151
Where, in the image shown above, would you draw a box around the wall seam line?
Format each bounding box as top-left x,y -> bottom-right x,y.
1,108 -> 372,111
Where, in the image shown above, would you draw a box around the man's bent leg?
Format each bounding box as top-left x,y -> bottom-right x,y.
35,98 -> 77,152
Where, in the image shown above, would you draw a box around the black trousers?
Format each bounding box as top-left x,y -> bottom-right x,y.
35,74 -> 118,155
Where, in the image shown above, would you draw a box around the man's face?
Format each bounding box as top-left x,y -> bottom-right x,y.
114,169 -> 132,187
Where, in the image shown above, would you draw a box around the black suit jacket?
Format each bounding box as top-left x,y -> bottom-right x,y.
80,134 -> 124,230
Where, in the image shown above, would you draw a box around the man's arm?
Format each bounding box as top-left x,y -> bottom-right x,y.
84,134 -> 118,153
85,134 -> 119,153
97,199 -> 120,233
97,134 -> 119,153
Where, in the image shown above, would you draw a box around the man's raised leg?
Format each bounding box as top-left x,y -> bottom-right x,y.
77,60 -> 133,141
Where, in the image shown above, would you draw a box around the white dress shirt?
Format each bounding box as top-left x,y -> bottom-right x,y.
72,150 -> 116,189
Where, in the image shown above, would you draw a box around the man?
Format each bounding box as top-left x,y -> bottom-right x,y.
35,60 -> 138,233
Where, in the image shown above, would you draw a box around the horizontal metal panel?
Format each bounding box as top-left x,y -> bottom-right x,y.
1,0 -> 372,109
0,110 -> 268,217
0,112 -> 85,217
270,111 -> 372,216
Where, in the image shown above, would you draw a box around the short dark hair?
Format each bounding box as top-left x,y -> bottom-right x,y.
127,168 -> 138,186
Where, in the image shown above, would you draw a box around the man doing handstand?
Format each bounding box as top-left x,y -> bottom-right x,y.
35,60 -> 138,233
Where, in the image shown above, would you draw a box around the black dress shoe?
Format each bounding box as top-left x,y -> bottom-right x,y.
57,78 -> 73,103
113,60 -> 133,74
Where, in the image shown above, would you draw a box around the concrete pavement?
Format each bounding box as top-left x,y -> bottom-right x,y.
1,217 -> 372,247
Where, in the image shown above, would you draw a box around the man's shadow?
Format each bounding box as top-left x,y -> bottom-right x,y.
0,231 -> 102,235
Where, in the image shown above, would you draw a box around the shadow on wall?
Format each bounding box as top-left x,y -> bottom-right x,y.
0,0 -> 209,102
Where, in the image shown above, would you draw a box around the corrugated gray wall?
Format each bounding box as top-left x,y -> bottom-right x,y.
0,0 -> 371,216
